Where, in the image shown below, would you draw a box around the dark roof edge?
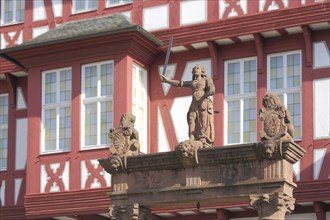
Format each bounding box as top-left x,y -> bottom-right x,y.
0,25 -> 163,55
0,54 -> 27,71
137,26 -> 164,47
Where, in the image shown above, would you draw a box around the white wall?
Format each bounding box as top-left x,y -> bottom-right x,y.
313,78 -> 330,138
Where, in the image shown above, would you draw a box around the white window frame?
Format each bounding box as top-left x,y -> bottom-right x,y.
267,50 -> 302,140
132,64 -> 148,154
41,67 -> 72,154
106,0 -> 132,8
81,60 -> 114,150
72,0 -> 97,14
224,57 -> 257,145
1,0 -> 24,26
0,93 -> 8,171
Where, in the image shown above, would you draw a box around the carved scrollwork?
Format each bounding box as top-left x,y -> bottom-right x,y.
250,193 -> 295,219
109,203 -> 151,220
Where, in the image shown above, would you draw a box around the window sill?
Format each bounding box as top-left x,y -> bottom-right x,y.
80,145 -> 109,152
40,149 -> 71,155
106,2 -> 132,8
1,21 -> 24,27
71,8 -> 97,15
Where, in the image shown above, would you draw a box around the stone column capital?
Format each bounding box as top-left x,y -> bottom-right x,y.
250,192 -> 295,220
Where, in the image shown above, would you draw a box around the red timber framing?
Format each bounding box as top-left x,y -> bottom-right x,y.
0,76 -> 28,219
1,22 -> 161,218
0,0 -> 329,219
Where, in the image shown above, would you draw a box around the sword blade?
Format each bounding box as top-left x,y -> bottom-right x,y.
161,36 -> 173,76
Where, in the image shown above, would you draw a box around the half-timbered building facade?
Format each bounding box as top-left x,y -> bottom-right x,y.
0,0 -> 329,219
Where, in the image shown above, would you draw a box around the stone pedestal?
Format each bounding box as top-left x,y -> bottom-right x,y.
99,141 -> 305,220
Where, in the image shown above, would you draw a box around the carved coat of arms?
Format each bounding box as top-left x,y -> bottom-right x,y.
257,93 -> 295,160
106,113 -> 140,171
259,93 -> 294,141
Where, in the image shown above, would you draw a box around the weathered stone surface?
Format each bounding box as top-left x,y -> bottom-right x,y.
160,64 -> 215,145
98,93 -> 305,220
98,113 -> 140,173
99,141 -> 304,212
250,192 -> 295,220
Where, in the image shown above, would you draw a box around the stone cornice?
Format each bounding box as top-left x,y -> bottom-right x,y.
100,141 -> 305,174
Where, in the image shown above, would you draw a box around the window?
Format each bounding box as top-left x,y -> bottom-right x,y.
81,61 -> 113,149
72,0 -> 97,13
1,0 -> 24,25
267,51 -> 302,139
225,58 -> 257,144
0,94 -> 8,170
106,0 -> 132,7
42,68 -> 72,153
132,64 -> 147,153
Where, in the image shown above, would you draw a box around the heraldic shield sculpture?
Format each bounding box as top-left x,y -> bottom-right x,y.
99,113 -> 140,173
257,93 -> 295,160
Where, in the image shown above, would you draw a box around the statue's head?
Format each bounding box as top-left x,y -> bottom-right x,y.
120,113 -> 136,128
192,64 -> 206,77
262,93 -> 283,109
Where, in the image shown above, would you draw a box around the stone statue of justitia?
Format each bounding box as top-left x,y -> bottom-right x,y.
160,64 -> 215,146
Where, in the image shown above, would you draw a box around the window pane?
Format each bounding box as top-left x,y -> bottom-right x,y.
74,0 -> 85,10
45,72 -> 57,104
227,62 -> 240,95
287,53 -> 301,88
133,66 -> 137,99
4,0 -> 14,23
84,66 -> 97,98
0,129 -> 8,170
44,109 -> 57,151
0,95 -> 9,125
270,56 -> 283,90
85,103 -> 97,146
88,0 -> 98,8
82,61 -> 114,148
244,60 -> 256,93
138,69 -> 144,101
108,0 -> 132,5
287,92 -> 301,138
74,0 -> 97,11
132,65 -> 147,152
101,63 -> 113,96
16,0 -> 25,22
60,69 -> 72,102
101,101 -> 113,145
243,98 -> 256,143
227,100 -> 240,144
59,107 -> 71,150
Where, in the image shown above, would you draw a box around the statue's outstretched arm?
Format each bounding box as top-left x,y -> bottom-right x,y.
160,75 -> 192,88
